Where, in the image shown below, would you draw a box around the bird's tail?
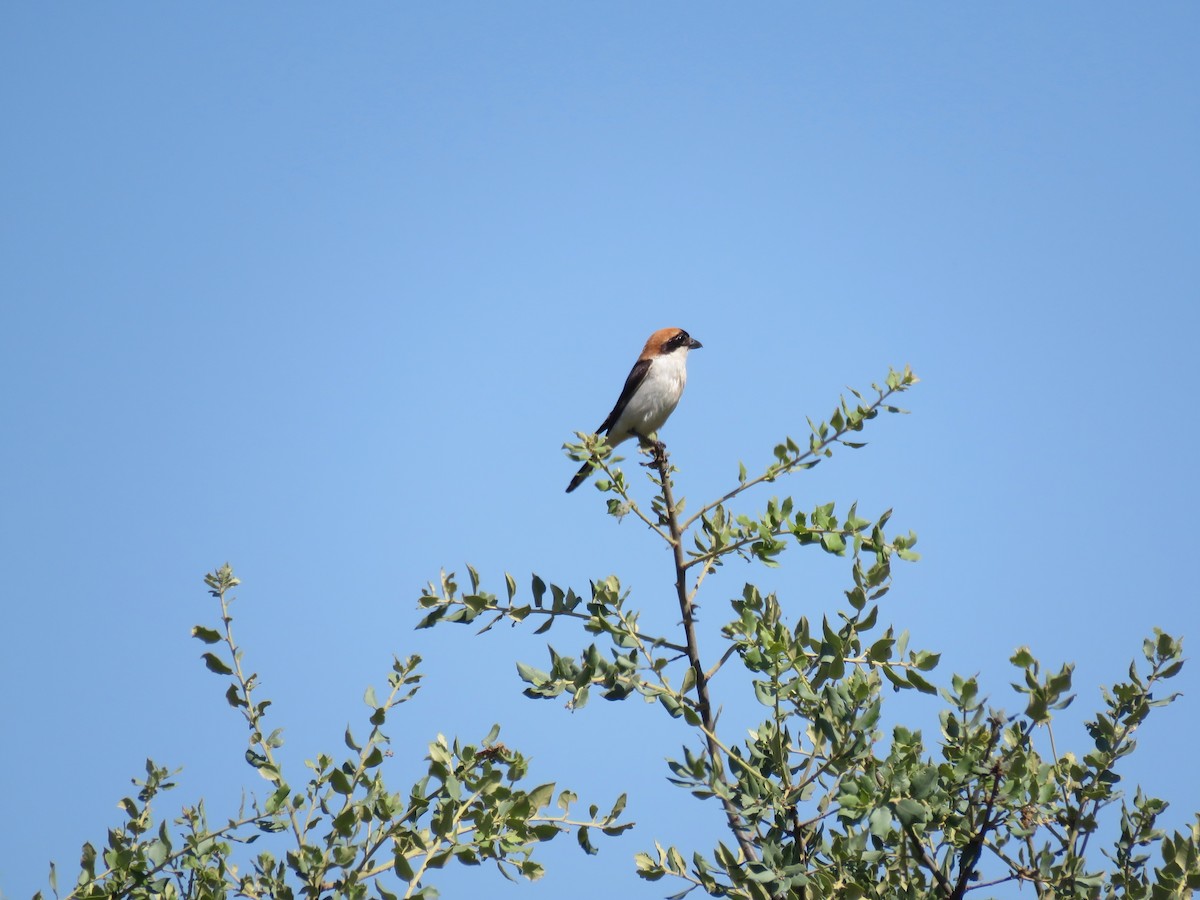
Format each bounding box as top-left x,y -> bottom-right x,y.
565,459 -> 594,493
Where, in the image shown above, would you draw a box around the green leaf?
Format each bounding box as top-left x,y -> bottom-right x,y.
191,625 -> 222,644
893,798 -> 927,828
609,792 -> 627,818
333,807 -> 356,836
265,784 -> 290,814
910,765 -> 938,800
820,532 -> 846,555
394,850 -> 415,882
527,782 -> 556,810
202,652 -> 233,675
330,769 -> 353,795
635,851 -> 662,878
681,665 -> 696,695
867,638 -> 894,662
415,608 -> 446,629
753,681 -> 776,706
1010,647 -> 1035,668
906,671 -> 937,695
531,823 -> 563,842
80,842 -> 97,878
516,661 -> 549,685
1160,659 -> 1185,679
913,651 -> 941,672
659,693 -> 684,718
869,806 -> 892,838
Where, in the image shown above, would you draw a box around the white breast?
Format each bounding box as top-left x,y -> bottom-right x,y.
608,348 -> 689,444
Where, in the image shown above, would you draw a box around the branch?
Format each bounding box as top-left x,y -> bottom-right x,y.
212,577 -> 306,848
964,874 -> 1019,893
401,787 -> 486,898
903,822 -> 956,898
652,441 -> 760,864
423,577 -> 688,656
681,373 -> 914,533
488,603 -> 688,655
62,811 -> 267,900
950,722 -> 1004,900
704,644 -> 740,681
682,523 -> 898,572
589,445 -> 675,544
357,809 -> 618,882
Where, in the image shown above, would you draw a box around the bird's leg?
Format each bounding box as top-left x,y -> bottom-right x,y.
634,432 -> 668,468
634,431 -> 654,465
649,436 -> 667,468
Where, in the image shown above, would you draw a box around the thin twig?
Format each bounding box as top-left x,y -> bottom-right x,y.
216,584 -> 306,849
591,449 -> 674,544
476,602 -> 687,654
705,644 -> 740,681
683,525 -> 894,572
681,384 -> 907,533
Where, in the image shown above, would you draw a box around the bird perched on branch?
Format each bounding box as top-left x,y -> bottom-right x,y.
566,327 -> 702,493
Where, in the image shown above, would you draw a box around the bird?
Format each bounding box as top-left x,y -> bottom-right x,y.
566,327 -> 702,493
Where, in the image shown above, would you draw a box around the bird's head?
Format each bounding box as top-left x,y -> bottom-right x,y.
642,327 -> 702,359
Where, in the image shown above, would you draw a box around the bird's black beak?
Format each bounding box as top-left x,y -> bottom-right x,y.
689,337 -> 703,349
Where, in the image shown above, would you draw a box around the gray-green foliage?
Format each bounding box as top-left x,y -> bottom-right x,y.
418,365 -> 1200,899
38,565 -> 628,900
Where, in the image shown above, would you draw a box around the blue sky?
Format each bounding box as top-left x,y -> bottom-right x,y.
2,4 -> 1198,899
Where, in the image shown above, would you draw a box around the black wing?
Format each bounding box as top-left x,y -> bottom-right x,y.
597,358 -> 651,435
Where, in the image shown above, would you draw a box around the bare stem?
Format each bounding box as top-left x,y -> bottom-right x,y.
651,442 -> 760,863
215,583 -> 306,849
